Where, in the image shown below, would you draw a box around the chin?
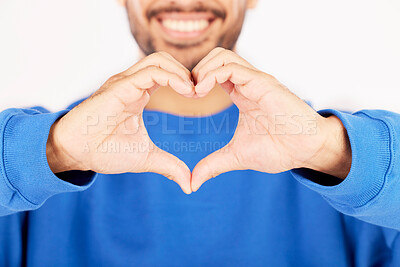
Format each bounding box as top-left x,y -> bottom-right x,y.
155,42 -> 221,70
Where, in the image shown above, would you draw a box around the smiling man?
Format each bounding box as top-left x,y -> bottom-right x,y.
1,0 -> 400,266
127,0 -> 241,68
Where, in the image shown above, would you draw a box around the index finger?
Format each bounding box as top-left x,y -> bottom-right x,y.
122,52 -> 193,85
192,48 -> 254,83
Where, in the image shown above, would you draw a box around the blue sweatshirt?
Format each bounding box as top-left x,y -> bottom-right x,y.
1,99 -> 400,266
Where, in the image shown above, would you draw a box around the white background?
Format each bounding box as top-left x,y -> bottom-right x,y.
1,0 -> 399,112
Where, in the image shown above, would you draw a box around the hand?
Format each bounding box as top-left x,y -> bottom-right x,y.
191,48 -> 351,192
46,52 -> 195,194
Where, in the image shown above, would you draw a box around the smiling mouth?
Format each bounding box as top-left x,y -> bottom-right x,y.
155,12 -> 217,39
162,19 -> 210,33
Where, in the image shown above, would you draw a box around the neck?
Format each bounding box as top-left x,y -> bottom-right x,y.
145,84 -> 233,117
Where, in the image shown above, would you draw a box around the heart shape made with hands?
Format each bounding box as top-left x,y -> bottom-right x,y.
140,47 -> 326,194
54,47 -> 332,196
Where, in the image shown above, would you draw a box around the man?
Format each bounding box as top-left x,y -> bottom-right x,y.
1,0 -> 399,266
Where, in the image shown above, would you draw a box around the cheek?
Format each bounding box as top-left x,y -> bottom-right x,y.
227,0 -> 246,21
231,0 -> 240,19
220,0 -> 246,34
126,0 -> 156,55
127,0 -> 148,28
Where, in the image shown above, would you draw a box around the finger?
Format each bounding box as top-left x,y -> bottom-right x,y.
192,47 -> 226,81
192,48 -> 254,83
146,146 -> 192,194
195,63 -> 267,101
114,66 -> 195,103
157,51 -> 191,74
122,52 -> 193,85
194,63 -> 253,98
220,80 -> 234,95
191,145 -> 243,192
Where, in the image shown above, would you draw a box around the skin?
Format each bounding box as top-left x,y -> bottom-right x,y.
190,48 -> 351,191
47,0 -> 352,194
121,0 -> 254,116
121,0 -> 251,70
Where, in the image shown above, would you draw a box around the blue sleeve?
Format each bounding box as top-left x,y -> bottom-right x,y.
0,104 -> 96,217
291,109 -> 400,231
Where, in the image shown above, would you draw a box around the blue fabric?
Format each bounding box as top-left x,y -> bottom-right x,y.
0,101 -> 400,266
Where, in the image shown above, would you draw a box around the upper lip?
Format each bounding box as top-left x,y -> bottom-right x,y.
146,4 -> 226,22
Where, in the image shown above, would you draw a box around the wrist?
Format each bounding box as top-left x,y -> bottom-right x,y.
46,119 -> 84,173
303,115 -> 352,179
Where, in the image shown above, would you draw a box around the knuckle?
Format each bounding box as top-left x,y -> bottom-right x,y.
170,71 -> 180,79
173,159 -> 182,173
225,62 -> 238,69
148,51 -> 158,57
144,53 -> 159,63
146,52 -> 161,61
226,49 -> 236,56
204,159 -> 216,179
107,74 -> 123,83
262,72 -> 276,81
213,47 -> 225,53
166,159 -> 181,182
156,51 -> 171,59
157,51 -> 168,56
220,49 -> 231,56
164,173 -> 174,181
143,65 -> 159,72
102,74 -> 124,89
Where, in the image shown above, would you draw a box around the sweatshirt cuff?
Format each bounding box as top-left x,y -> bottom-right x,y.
291,109 -> 391,209
2,109 -> 96,209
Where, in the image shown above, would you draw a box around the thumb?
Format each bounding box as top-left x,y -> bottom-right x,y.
191,145 -> 242,192
146,146 -> 192,194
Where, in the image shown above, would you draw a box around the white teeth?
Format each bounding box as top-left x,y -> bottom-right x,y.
161,19 -> 210,32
